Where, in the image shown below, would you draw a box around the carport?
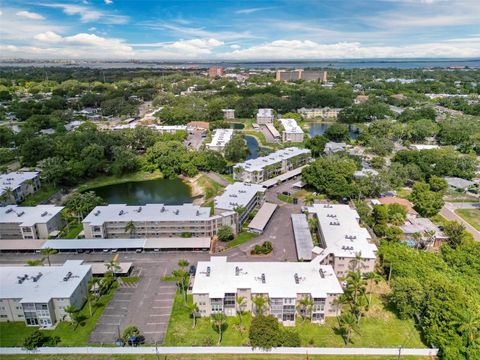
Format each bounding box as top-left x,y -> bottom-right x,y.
0,240 -> 46,253
291,214 -> 314,261
42,239 -> 146,251
144,237 -> 211,251
248,202 -> 278,233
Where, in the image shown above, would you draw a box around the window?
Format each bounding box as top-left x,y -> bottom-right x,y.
224,293 -> 235,307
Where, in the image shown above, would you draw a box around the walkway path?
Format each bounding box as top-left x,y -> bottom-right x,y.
441,202 -> 480,241
0,346 -> 438,356
202,171 -> 231,187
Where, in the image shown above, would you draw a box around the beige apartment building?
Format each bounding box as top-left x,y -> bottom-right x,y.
82,204 -> 237,239
279,118 -> 304,143
0,205 -> 64,240
308,204 -> 377,277
297,107 -> 342,120
276,70 -> 327,83
233,147 -> 311,184
192,257 -> 343,325
256,108 -> 274,124
0,261 -> 91,327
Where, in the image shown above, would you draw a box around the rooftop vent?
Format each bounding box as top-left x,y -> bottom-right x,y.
294,273 -> 299,284
118,210 -> 124,216
161,206 -> 165,213
63,271 -> 72,282
319,269 -> 325,278
206,266 -> 211,277
196,210 -> 200,216
94,210 -> 101,216
235,266 -> 240,276
137,207 -> 142,213
17,211 -> 25,217
174,209 -> 180,215
41,211 -> 48,217
261,273 -> 266,284
32,272 -> 43,282
5,208 -> 13,214
329,221 -> 340,226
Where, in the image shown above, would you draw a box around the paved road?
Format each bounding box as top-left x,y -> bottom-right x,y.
441,203 -> 480,241
0,346 -> 438,356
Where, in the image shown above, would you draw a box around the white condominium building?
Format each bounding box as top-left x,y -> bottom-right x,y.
297,107 -> 342,120
214,182 -> 266,226
279,118 -> 304,143
233,147 -> 311,184
308,204 -> 377,277
0,172 -> 41,205
0,260 -> 91,327
206,129 -> 234,151
222,109 -> 235,120
193,257 -> 343,325
256,108 -> 274,124
82,204 -> 236,239
0,205 -> 64,240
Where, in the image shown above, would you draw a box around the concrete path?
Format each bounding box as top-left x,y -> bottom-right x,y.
0,346 -> 438,356
440,203 -> 480,241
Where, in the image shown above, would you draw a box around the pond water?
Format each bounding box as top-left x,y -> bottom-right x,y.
92,178 -> 192,205
230,123 -> 245,129
245,135 -> 269,160
309,123 -> 359,139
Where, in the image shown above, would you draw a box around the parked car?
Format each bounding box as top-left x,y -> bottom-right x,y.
189,265 -> 197,276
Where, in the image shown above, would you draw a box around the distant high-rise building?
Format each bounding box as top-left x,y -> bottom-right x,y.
208,67 -> 225,78
276,69 -> 327,83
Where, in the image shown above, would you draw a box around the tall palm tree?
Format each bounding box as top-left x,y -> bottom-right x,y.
252,295 -> 269,316
187,302 -> 200,329
348,252 -> 364,272
64,305 -> 79,328
124,221 -> 136,238
235,295 -> 246,326
1,187 -> 14,204
211,313 -> 227,345
106,260 -> 120,277
297,295 -> 314,324
363,272 -> 382,309
453,311 -> 480,347
338,313 -> 359,345
40,247 -> 58,266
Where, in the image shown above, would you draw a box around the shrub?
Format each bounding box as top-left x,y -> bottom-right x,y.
251,241 -> 273,255
217,225 -> 234,242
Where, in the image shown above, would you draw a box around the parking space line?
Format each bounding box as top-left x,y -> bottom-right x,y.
143,331 -> 163,334
102,314 -> 123,317
146,322 -> 167,325
98,322 -> 121,326
152,306 -> 171,309
149,314 -> 170,317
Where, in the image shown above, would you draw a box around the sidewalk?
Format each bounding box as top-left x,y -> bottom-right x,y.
0,346 -> 438,356
441,203 -> 480,241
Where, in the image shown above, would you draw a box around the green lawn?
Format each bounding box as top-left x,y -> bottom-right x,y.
164,290 -> 425,348
226,231 -> 258,249
20,184 -> 59,206
198,174 -> 224,206
77,171 -> 163,192
58,220 -> 83,239
277,193 -> 294,203
0,282 -> 117,347
0,355 -> 430,360
455,208 -> 480,231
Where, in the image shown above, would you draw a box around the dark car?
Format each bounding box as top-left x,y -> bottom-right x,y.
282,191 -> 291,196
189,265 -> 196,276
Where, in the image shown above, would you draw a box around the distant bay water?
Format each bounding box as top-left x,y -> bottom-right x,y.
1,58 -> 479,69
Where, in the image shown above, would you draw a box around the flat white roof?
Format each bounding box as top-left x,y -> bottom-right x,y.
43,239 -> 146,250
291,214 -> 314,261
0,260 -> 90,303
280,118 -> 303,134
193,257 -> 343,299
206,129 -> 234,148
214,182 -> 265,211
0,205 -> 64,227
145,237 -> 211,249
234,147 -> 310,173
308,204 -> 377,259
0,240 -> 46,251
257,108 -> 273,117
248,202 -> 277,232
261,166 -> 306,188
83,204 -> 215,226
0,171 -> 39,196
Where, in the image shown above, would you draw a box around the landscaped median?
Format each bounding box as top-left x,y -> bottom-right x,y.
454,208 -> 480,231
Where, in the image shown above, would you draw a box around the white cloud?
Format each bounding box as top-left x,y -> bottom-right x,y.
34,31 -> 63,43
104,0 -> 113,4
16,10 -> 45,20
235,7 -> 272,15
230,44 -> 241,49
88,27 -> 97,32
40,3 -> 128,24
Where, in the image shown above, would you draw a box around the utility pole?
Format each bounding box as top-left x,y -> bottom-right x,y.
397,345 -> 402,360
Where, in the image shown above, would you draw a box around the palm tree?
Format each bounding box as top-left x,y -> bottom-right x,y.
88,277 -> 101,302
64,305 -> 79,328
252,295 -> 269,316
363,272 -> 382,309
1,187 -> 14,204
85,292 -> 96,317
236,295 -> 246,326
453,311 -> 480,347
61,211 -> 71,234
187,302 -> 200,329
211,313 -> 227,345
344,271 -> 368,324
106,260 -> 120,277
296,295 -> 314,324
26,259 -> 44,266
338,313 -> 359,345
40,247 -> 58,266
348,252 -> 364,272
124,221 -> 136,238
178,259 -> 189,270
172,269 -> 190,304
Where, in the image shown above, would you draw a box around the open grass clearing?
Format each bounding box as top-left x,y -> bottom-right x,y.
20,184 -> 59,206
455,208 -> 480,231
225,231 -> 258,249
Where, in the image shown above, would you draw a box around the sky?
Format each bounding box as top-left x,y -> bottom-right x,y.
0,0 -> 479,60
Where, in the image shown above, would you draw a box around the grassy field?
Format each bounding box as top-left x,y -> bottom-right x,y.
0,283 -> 117,347
58,219 -> 83,239
197,174 -> 224,206
0,355 -> 431,360
455,208 -> 480,230
277,193 -> 294,203
20,184 -> 59,206
163,285 -> 425,348
226,231 -> 258,249
77,171 -> 163,192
